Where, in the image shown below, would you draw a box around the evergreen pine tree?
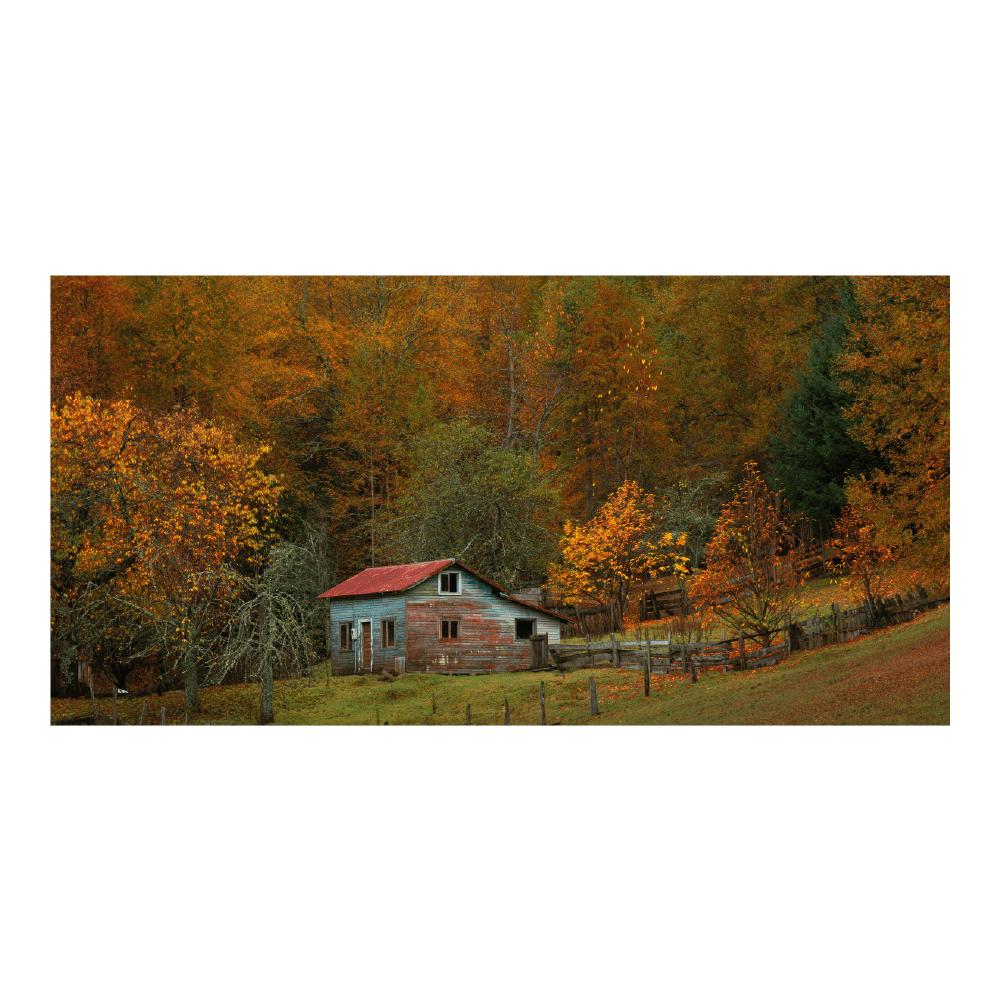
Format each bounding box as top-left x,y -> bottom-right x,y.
769,281 -> 882,533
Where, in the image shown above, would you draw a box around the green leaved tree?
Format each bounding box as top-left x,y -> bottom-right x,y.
769,281 -> 882,534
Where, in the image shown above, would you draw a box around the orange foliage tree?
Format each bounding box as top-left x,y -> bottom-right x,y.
50,276 -> 136,403
547,481 -> 688,628
831,504 -> 896,608
542,278 -> 673,518
649,275 -> 842,478
51,394 -> 281,709
263,275 -> 477,574
688,461 -> 808,645
837,276 -> 949,586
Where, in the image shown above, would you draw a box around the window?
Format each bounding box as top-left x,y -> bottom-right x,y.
438,571 -> 460,594
382,619 -> 395,648
440,619 -> 460,640
515,618 -> 535,640
339,622 -> 354,651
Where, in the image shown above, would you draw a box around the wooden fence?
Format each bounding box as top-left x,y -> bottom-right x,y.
530,601 -> 618,638
637,553 -> 831,622
791,586 -> 949,648
548,628 -> 794,675
546,585 -> 949,675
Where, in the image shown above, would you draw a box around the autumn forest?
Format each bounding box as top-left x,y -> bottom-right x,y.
50,275 -> 950,707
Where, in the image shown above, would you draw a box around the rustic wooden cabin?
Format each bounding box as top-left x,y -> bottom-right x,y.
318,559 -> 572,675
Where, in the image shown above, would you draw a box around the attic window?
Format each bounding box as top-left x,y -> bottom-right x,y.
438,571 -> 460,594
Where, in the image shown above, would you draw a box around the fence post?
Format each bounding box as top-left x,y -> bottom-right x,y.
646,632 -> 654,676
587,635 -> 593,670
161,706 -> 166,726
139,700 -> 147,725
739,627 -> 746,670
644,641 -> 651,697
227,709 -> 232,725
504,698 -> 510,725
184,711 -> 189,726
589,675 -> 598,716
540,681 -> 546,726
786,615 -> 792,655
113,685 -> 118,726
832,603 -> 841,643
465,704 -> 471,725
612,633 -> 619,670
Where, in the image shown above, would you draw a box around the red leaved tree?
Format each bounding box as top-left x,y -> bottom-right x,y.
688,462 -> 808,646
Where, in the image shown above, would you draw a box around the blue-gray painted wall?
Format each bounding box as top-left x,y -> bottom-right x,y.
328,593 -> 406,674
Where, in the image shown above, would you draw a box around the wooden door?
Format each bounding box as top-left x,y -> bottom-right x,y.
362,621 -> 372,671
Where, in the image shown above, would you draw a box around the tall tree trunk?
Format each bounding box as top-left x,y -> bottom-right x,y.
370,447 -> 376,567
259,595 -> 275,724
260,659 -> 274,724
507,335 -> 517,443
183,657 -> 200,712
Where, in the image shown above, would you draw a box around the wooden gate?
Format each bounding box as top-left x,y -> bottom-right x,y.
529,634 -> 549,669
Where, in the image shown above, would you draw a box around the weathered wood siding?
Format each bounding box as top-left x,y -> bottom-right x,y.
405,572 -> 562,674
328,594 -> 407,675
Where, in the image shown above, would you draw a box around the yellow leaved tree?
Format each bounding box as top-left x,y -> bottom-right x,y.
51,393 -> 282,711
547,481 -> 688,629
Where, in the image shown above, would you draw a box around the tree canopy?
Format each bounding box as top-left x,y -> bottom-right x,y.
50,274 -> 949,697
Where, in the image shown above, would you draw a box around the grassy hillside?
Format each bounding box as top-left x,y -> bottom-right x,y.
51,605 -> 949,726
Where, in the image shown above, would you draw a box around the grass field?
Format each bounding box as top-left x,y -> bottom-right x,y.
50,604 -> 949,726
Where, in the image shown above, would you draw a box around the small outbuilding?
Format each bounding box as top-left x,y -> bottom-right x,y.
317,558 -> 572,675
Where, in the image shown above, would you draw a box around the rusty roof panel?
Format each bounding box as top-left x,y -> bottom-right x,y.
317,559 -> 454,599
317,557 -> 574,623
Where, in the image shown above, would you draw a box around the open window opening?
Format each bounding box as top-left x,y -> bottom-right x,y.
440,619 -> 459,640
438,571 -> 460,594
382,619 -> 395,648
515,618 -> 536,640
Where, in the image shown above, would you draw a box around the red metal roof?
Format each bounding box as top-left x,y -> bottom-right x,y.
316,558 -> 573,623
317,559 -> 453,598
